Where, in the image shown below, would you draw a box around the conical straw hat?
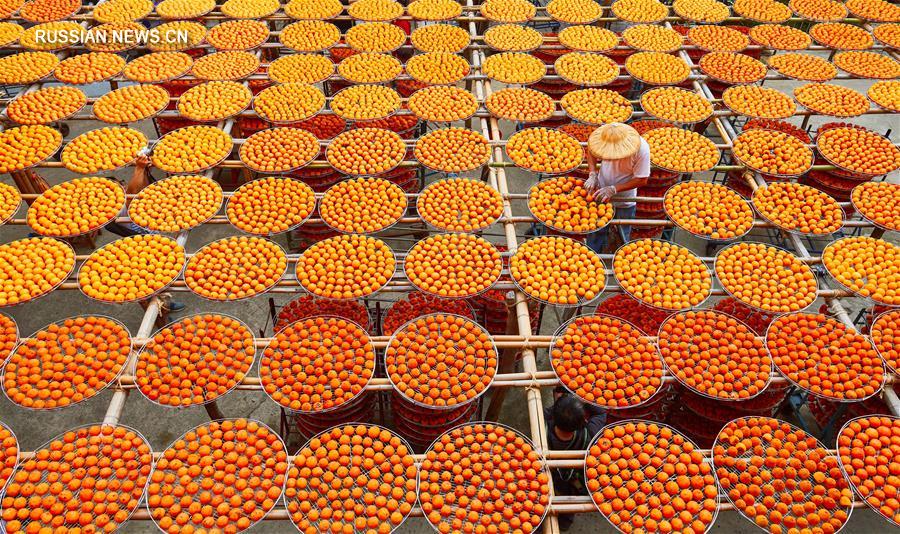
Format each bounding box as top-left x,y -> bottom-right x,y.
587,123 -> 641,160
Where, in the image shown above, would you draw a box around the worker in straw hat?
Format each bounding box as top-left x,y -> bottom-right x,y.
584,122 -> 650,254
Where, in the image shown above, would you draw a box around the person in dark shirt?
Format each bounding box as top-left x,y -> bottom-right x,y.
544,387 -> 606,531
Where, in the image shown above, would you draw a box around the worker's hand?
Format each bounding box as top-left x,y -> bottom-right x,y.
594,185 -> 616,203
584,171 -> 599,192
135,154 -> 150,169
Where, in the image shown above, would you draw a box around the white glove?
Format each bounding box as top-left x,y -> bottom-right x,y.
595,185 -> 617,203
584,171 -> 599,192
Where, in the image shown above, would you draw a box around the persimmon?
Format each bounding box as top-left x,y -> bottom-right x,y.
795,82 -> 869,118
547,0 -> 602,22
4,316 -> 129,409
19,21 -> 82,50
643,127 -> 720,172
254,83 -> 325,123
284,0 -> 342,18
87,23 -> 144,53
184,236 -> 287,301
54,52 -> 125,85
408,85 -> 478,122
286,424 -> 417,532
130,174 -> 223,232
0,51 -> 59,84
753,181 -> 842,235
148,419 -> 287,533
733,0 -> 791,21
769,52 -> 837,82
846,0 -> 900,21
383,291 -> 474,334
557,25 -> 617,52
347,0 -> 403,20
240,127 -> 319,173
623,24 -> 681,52
152,125 -> 233,173
386,313 -> 497,407
615,238 -> 711,310
227,177 -> 315,235
407,0 -> 461,19
561,88 -> 632,125
874,23 -> 900,48
768,312 -> 885,399
123,51 -> 193,83
528,176 -> 613,234
406,51 -> 470,84
743,118 -> 811,142
93,84 -> 169,124
625,51 -> 691,85
0,421 -> 16,493
221,0 -> 279,17
559,123 -> 597,142
294,114 -> 347,139
664,181 -> 752,240
485,87 -> 555,122
851,181 -> 900,231
660,310 -> 771,399
640,87 -> 712,123
810,22 -> 873,50
732,128 -> 813,176
177,80 -> 252,122
837,415 -> 900,525
338,52 -> 402,83
672,0 -> 730,23
415,177 -> 501,232
816,126 -> 900,175
93,0 -> 149,20
700,51 -> 768,83
28,177 -> 124,237
721,85 -> 795,119
555,51 -> 619,86
834,50 -> 900,79
147,20 -> 206,51
481,51 -> 546,84
320,177 -> 407,234
327,127 -> 406,176
507,127 -> 583,174
405,233 -> 501,297
484,23 -> 542,52
687,25 -> 749,53
415,127 -> 489,172
420,423 -> 550,534
0,238 -> 74,307
19,0 -> 79,22
552,315 -> 662,406
280,20 -> 340,51
0,184 -> 21,226
267,53 -> 334,84
344,21 -> 403,52
62,126 -> 147,174
823,236 -> 900,305
0,124 -> 61,174
261,316 -> 375,410
79,235 -> 185,302
192,50 -> 259,80
872,310 -> 900,373
0,21 -> 22,47
790,0 -> 847,21
0,424 -> 153,533
330,84 -> 400,121
612,0 -> 667,21
510,236 -> 605,305
297,235 -> 396,298
587,421 -> 718,533
480,0 -> 536,22
0,0 -> 21,18
715,242 -> 816,313
410,23 -> 470,52
206,19 -> 269,50
156,0 -> 215,18
714,417 -> 853,533
275,295 -> 370,332
749,24 -> 810,52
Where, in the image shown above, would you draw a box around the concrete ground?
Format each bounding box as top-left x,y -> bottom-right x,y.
1,49 -> 898,533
